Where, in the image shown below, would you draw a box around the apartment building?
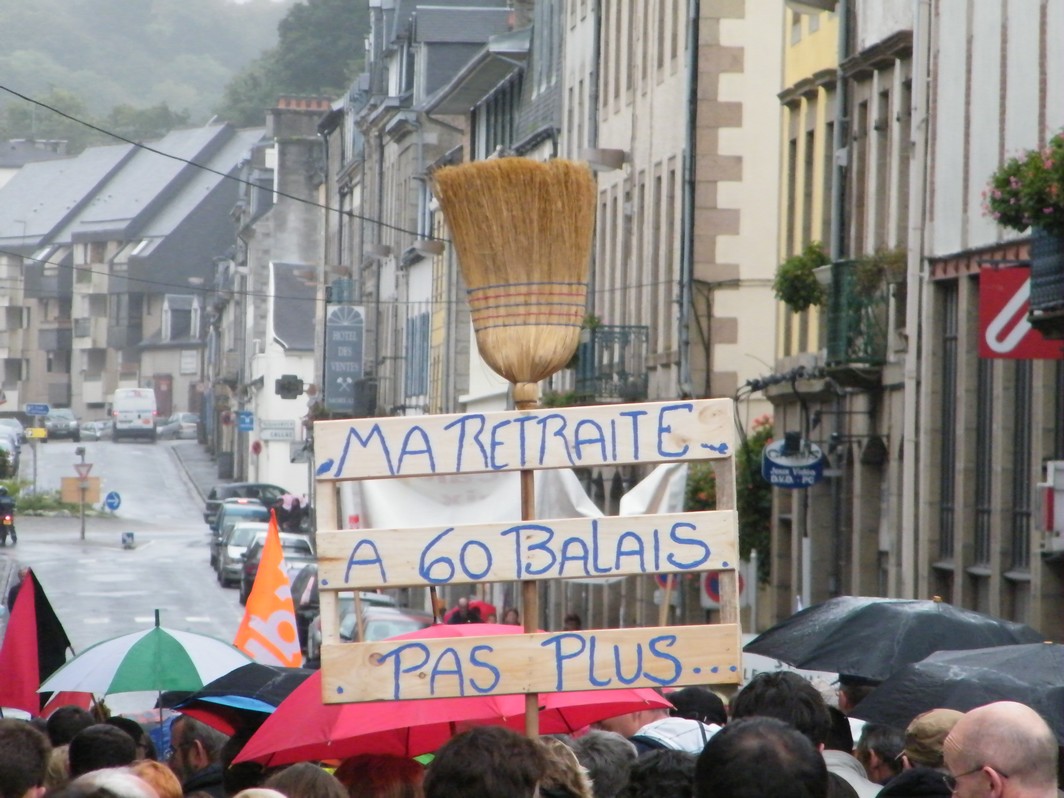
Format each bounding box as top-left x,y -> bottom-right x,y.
765,1 -> 1064,635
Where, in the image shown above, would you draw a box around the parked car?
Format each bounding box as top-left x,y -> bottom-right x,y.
306,604 -> 431,669
204,482 -> 289,529
158,412 -> 200,440
239,533 -> 316,605
79,420 -> 112,441
211,499 -> 271,565
44,408 -> 80,441
289,564 -> 397,655
0,418 -> 25,444
215,521 -> 270,587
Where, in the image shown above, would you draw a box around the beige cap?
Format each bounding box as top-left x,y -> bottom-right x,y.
904,708 -> 965,767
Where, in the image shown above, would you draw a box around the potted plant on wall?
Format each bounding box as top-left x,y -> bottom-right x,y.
983,130 -> 1064,320
983,130 -> 1064,237
773,241 -> 830,313
853,246 -> 907,299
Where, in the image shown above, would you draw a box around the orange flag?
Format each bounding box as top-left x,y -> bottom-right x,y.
234,511 -> 304,667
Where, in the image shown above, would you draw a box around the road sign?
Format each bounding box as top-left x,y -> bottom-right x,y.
74,462 -> 93,479
237,411 -> 254,432
701,569 -> 747,609
26,428 -> 47,439
104,491 -> 121,511
25,403 -> 50,416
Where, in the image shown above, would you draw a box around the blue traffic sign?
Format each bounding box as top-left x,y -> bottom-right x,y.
104,491 -> 121,511
237,411 -> 254,432
25,403 -> 50,416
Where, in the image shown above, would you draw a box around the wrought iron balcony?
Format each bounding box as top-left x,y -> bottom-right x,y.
824,260 -> 890,376
573,325 -> 650,403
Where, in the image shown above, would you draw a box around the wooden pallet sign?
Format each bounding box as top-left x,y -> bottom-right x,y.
314,398 -> 743,704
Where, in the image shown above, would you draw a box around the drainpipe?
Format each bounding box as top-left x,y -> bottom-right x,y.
900,0 -> 932,599
678,0 -> 700,397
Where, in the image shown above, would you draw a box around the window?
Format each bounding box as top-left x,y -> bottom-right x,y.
973,358 -> 993,566
404,312 -> 429,398
938,283 -> 959,560
1009,361 -> 1032,569
162,295 -> 198,342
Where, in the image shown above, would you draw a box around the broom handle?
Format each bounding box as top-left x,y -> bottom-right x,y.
515,382 -> 540,738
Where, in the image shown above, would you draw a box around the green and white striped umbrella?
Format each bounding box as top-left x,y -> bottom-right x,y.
39,611 -> 252,696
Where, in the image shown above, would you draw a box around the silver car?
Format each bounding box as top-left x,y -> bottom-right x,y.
216,521 -> 270,587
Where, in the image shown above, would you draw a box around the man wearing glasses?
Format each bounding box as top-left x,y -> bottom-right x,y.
942,702 -> 1057,797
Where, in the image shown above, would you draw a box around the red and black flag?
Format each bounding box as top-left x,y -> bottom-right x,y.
0,568 -> 73,714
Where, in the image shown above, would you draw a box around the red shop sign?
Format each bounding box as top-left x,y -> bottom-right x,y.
979,267 -> 1064,359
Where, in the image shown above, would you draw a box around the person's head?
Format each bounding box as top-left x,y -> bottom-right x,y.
622,749 -> 697,798
333,753 -> 424,798
502,607 -> 520,625
264,763 -> 347,798
695,717 -> 828,798
106,717 -> 155,761
943,702 -> 1058,797
221,730 -> 265,796
593,708 -> 671,739
667,687 -> 727,727
47,707 -> 96,747
68,724 -> 137,778
570,730 -> 637,798
835,676 -> 879,714
901,708 -> 963,770
45,745 -> 71,790
563,613 -> 582,632
129,761 -> 182,798
823,707 -> 853,753
538,737 -> 593,798
167,715 -> 229,782
730,671 -> 831,747
455,598 -> 468,611
0,719 -> 52,798
853,723 -> 904,784
424,726 -> 548,798
53,768 -> 158,798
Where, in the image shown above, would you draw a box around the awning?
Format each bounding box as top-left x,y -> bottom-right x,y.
424,27 -> 531,115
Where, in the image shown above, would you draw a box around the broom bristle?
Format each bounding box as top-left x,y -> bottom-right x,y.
431,158 -> 597,385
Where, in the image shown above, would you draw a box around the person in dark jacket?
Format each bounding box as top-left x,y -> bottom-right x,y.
167,716 -> 228,798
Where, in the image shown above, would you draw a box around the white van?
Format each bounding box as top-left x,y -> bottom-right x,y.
112,388 -> 158,442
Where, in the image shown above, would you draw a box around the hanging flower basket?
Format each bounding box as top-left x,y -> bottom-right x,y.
983,130 -> 1064,238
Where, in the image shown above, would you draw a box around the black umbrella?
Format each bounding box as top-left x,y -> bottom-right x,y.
172,662 -> 314,735
850,643 -> 1064,743
743,595 -> 1044,681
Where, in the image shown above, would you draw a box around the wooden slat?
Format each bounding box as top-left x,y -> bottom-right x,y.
320,623 -> 742,703
316,511 -> 739,590
711,458 -> 740,624
315,475 -> 340,647
313,398 -> 735,481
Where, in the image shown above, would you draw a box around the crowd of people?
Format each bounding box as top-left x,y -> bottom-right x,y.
1,676 -> 1060,798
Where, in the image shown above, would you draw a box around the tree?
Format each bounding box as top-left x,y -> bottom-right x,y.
217,0 -> 369,127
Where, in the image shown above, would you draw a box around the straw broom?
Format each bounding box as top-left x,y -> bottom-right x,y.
431,157 -> 596,736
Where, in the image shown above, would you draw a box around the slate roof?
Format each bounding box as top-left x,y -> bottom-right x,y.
0,142 -> 132,249
53,125 -> 230,243
413,6 -> 512,43
272,262 -> 317,351
0,140 -> 67,169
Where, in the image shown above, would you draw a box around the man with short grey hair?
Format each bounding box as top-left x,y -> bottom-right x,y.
570,729 -> 638,798
943,702 -> 1058,798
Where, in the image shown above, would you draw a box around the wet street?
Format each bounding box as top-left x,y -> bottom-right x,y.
1,438 -> 243,712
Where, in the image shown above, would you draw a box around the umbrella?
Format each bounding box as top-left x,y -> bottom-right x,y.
851,643 -> 1064,743
38,610 -> 252,696
172,662 -> 315,735
742,595 -> 1044,681
235,623 -> 672,765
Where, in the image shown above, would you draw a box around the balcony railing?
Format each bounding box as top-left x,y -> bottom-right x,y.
824,260 -> 889,372
1029,229 -> 1064,339
573,325 -> 650,403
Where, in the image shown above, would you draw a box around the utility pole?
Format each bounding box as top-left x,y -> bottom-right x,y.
74,446 -> 90,540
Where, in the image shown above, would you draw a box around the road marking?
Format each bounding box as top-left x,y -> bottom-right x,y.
133,616 -> 156,623
184,616 -> 212,623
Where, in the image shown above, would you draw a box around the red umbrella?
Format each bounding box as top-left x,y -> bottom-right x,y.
234,623 -> 671,765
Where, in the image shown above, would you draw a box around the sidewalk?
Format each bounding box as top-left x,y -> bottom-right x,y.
169,441 -> 232,504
